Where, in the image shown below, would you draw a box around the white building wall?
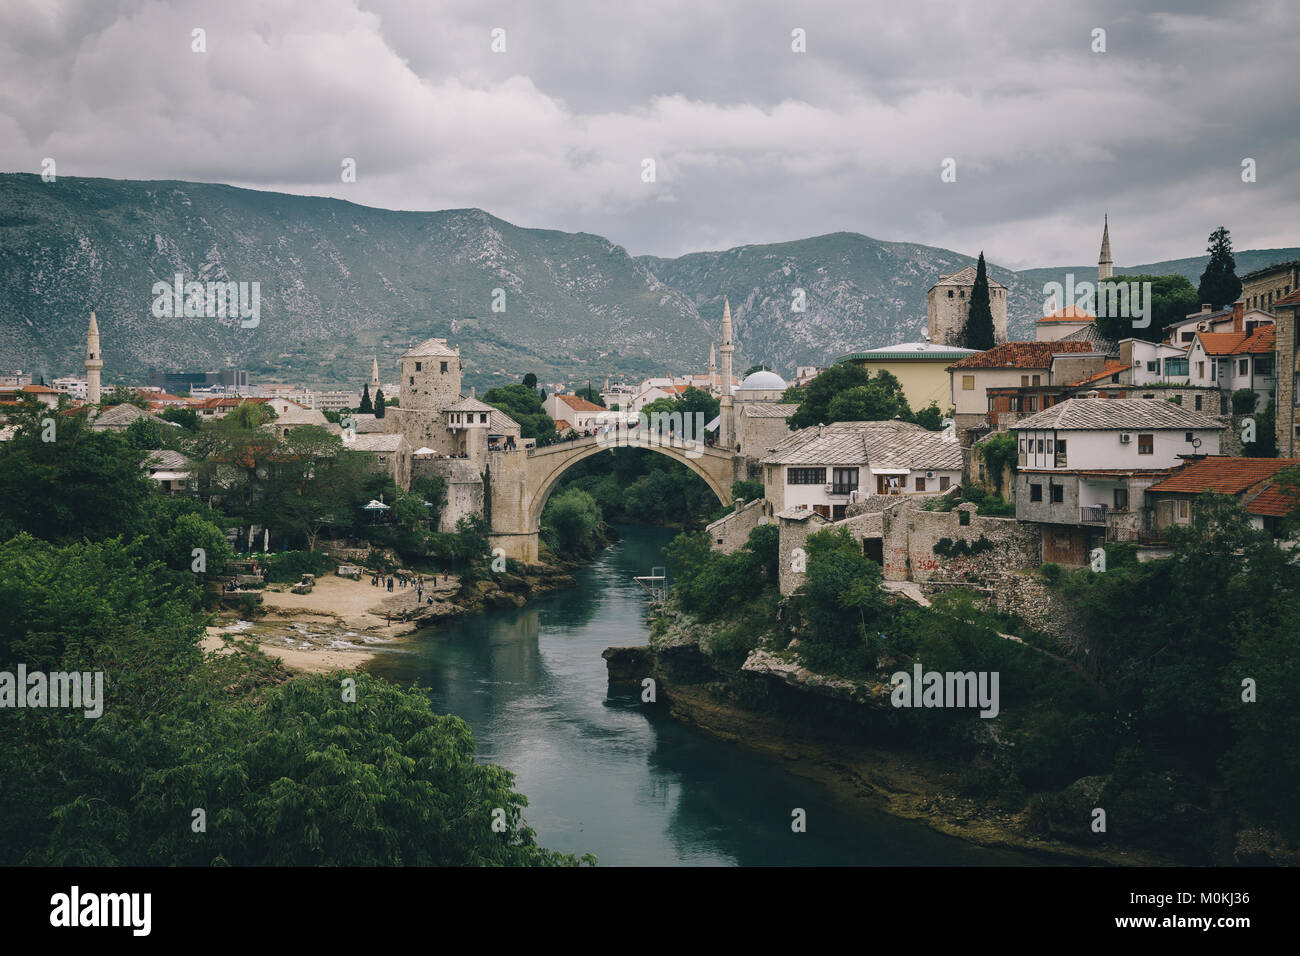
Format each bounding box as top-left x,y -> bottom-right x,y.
1017,427 -> 1221,471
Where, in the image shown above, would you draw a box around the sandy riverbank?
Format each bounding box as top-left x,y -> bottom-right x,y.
205,572 -> 463,674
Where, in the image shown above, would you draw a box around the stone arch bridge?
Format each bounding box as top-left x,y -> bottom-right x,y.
485,434 -> 739,561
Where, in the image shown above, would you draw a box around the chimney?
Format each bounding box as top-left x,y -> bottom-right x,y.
1201,304 -> 1211,314
1232,298 -> 1244,332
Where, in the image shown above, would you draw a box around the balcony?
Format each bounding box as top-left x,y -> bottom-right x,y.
1080,505 -> 1108,524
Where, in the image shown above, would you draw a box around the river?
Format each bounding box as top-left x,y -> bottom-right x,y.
366,524 -> 1035,866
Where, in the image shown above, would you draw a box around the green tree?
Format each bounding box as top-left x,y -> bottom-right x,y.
1197,226 -> 1242,310
359,383 -> 373,415
159,406 -> 199,431
744,364 -> 772,377
124,414 -> 165,450
731,478 -> 765,502
103,386 -> 151,409
574,383 -> 606,407
962,252 -> 996,350
1095,274 -> 1200,344
522,372 -> 538,390
543,488 -> 602,553
786,363 -> 870,428
483,384 -> 557,443
373,388 -> 386,418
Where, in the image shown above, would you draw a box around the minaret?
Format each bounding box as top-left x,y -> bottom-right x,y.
719,298 -> 735,449
709,342 -> 717,393
85,311 -> 102,405
368,356 -> 380,395
1098,214 -> 1113,281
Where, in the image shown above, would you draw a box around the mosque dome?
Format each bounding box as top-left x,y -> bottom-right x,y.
738,369 -> 787,391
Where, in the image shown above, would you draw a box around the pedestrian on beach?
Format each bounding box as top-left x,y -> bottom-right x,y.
386,611 -> 391,626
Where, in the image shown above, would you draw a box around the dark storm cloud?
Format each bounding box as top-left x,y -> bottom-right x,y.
0,0 -> 1295,267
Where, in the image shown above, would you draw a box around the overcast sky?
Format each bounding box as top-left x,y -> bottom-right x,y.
1,0 -> 1296,268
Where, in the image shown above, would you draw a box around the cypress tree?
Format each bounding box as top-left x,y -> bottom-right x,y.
359,383 -> 373,415
962,252 -> 996,350
374,387 -> 386,418
1197,226 -> 1242,310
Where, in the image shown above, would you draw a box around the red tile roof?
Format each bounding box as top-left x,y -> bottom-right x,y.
1037,306 -> 1095,323
1146,456 -> 1300,496
1196,327 -> 1275,356
556,394 -> 605,412
1272,289 -> 1300,308
947,341 -> 1093,371
1067,361 -> 1129,387
1246,482 -> 1300,517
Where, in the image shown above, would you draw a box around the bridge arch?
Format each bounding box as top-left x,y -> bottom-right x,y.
524,437 -> 735,533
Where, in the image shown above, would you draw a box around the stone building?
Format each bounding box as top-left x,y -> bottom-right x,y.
1274,290 -> 1300,456
1241,258 -> 1300,314
926,265 -> 1008,347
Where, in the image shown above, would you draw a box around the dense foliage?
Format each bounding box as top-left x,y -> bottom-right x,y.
0,403 -> 585,866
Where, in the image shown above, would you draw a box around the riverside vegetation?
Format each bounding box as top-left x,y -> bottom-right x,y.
653,495 -> 1300,864
0,397 -> 593,865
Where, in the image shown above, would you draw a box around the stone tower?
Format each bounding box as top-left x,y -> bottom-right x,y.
926,266 -> 1008,347
84,311 -> 102,405
1098,214 -> 1113,281
396,338 -> 462,450
719,299 -> 735,449
709,342 -> 717,392
368,356 -> 381,395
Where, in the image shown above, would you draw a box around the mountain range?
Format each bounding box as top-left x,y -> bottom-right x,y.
1,173 -> 1295,391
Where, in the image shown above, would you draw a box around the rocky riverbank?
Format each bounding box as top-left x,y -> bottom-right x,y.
605,602 -> 1176,867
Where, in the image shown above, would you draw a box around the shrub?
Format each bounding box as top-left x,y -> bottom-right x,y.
1231,388 -> 1259,415
260,550 -> 335,583
1039,562 -> 1063,586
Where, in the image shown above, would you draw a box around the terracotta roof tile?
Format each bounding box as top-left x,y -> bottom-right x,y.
1068,361 -> 1129,386
1246,482 -> 1300,517
947,341 -> 1093,371
1147,456 -> 1300,496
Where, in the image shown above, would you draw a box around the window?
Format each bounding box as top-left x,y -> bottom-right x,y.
1030,484 -> 1043,502
1196,361 -> 1205,378
1026,397 -> 1037,412
1177,499 -> 1190,520
1194,394 -> 1203,411
1143,393 -> 1154,399
958,510 -> 971,526
415,361 -> 422,371
962,375 -> 975,391
440,361 -> 448,373
948,290 -> 954,298
939,476 -> 950,491
1046,440 -> 1054,453
988,396 -> 997,412
1114,488 -> 1129,510
1165,357 -> 1189,376
1051,485 -> 1064,503
1021,375 -> 1030,387
1182,332 -> 1194,343
915,476 -> 927,492
813,505 -> 831,518
479,413 -> 488,423
1146,360 -> 1157,372
787,467 -> 826,485
832,468 -> 859,495
1037,439 -> 1045,453
1138,433 -> 1154,455
409,376 -> 414,386
832,505 -> 847,521
1056,439 -> 1067,455
1185,432 -> 1193,442
1032,375 -> 1041,386
1257,355 -> 1275,376
1239,358 -> 1249,376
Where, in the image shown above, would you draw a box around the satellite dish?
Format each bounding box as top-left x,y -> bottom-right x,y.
1191,438 -> 1202,449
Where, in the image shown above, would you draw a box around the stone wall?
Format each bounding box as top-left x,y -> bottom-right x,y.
707,498 -> 769,553
413,456 -> 485,532
986,571 -> 1085,648
777,513 -> 829,595
894,502 -> 1034,582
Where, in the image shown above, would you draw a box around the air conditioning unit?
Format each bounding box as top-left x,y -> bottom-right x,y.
1119,433 -> 1132,444
824,484 -> 834,494
925,471 -> 935,479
